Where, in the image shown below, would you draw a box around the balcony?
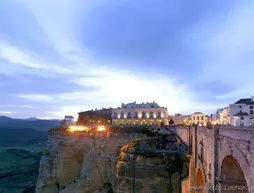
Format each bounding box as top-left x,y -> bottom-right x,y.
149,114 -> 154,118
141,115 -> 146,119
126,115 -> 132,119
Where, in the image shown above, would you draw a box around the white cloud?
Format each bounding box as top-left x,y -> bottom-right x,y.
0,111 -> 14,115
18,94 -> 55,102
0,42 -> 49,69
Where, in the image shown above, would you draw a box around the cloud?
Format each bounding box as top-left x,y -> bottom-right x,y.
0,42 -> 48,69
0,0 -> 254,118
18,94 -> 55,102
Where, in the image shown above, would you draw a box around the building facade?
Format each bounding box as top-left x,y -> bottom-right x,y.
112,102 -> 169,127
169,114 -> 190,125
215,107 -> 229,124
229,97 -> 254,126
77,108 -> 112,125
190,112 -> 208,126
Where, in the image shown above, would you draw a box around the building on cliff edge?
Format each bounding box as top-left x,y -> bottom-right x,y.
112,101 -> 169,127
77,108 -> 112,125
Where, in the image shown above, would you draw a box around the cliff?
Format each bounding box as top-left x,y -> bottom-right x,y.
36,127 -> 189,193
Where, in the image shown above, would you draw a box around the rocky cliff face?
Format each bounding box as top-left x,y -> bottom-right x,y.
36,127 -> 189,193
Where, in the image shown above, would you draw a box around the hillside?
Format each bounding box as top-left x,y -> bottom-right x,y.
0,128 -> 48,146
0,116 -> 60,131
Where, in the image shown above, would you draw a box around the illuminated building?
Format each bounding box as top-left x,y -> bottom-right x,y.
169,114 -> 190,125
77,108 -> 112,125
112,101 -> 169,127
215,107 -> 229,125
229,97 -> 254,126
190,112 -> 208,126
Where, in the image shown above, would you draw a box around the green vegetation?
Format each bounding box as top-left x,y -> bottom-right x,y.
0,144 -> 45,193
109,125 -> 157,137
169,119 -> 174,125
0,128 -> 48,146
0,118 -> 50,192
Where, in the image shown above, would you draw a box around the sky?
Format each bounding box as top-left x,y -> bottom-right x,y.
0,0 -> 254,119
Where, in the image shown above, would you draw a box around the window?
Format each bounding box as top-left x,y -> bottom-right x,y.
134,112 -> 138,118
250,106 -> 254,109
113,112 -> 117,118
201,116 -> 204,120
127,112 -> 131,118
241,116 -> 244,120
239,105 -> 242,108
193,116 -> 195,120
149,112 -> 153,118
197,116 -> 200,120
157,112 -> 161,118
142,112 -> 146,118
250,110 -> 253,115
120,112 -> 124,118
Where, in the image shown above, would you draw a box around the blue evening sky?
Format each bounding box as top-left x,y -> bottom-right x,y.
0,0 -> 254,119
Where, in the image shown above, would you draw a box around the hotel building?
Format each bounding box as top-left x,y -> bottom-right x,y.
112,102 -> 169,127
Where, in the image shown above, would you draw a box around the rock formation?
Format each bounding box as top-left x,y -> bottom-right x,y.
36,126 -> 189,193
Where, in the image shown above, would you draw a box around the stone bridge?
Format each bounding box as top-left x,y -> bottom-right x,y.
176,125 -> 254,193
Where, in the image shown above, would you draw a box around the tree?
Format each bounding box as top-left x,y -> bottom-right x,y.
169,119 -> 174,125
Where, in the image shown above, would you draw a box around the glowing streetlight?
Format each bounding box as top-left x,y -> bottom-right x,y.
68,126 -> 88,132
97,125 -> 106,132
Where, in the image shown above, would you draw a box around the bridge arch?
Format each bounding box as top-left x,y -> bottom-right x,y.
196,168 -> 205,193
220,155 -> 249,193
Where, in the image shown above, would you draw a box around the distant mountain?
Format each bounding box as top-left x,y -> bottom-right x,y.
0,116 -> 60,131
27,117 -> 39,121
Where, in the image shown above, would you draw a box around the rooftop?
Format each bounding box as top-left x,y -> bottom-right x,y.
193,112 -> 204,114
233,112 -> 249,117
79,108 -> 112,114
234,98 -> 254,105
121,101 -> 161,109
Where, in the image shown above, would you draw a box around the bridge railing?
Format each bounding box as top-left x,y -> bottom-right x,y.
218,126 -> 253,142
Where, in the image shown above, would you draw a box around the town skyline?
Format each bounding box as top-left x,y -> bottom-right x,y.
1,0 -> 254,119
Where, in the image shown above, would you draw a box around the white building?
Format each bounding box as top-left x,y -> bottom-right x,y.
112,101 -> 169,127
229,97 -> 254,127
190,112 -> 208,126
169,114 -> 190,125
64,115 -> 75,125
215,107 -> 229,124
